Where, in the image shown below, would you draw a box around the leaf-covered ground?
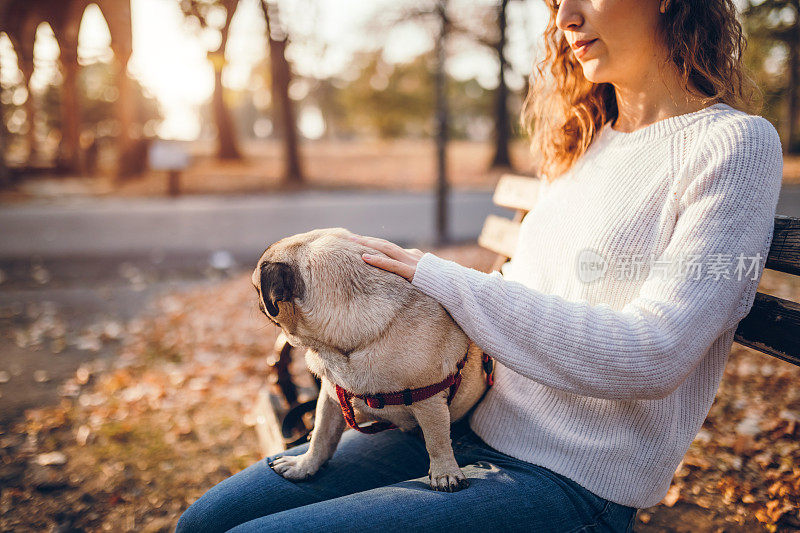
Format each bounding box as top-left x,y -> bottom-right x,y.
1,245 -> 798,532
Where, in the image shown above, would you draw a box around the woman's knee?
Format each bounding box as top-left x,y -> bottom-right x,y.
176,445 -> 311,533
175,464 -> 270,533
175,495 -> 217,533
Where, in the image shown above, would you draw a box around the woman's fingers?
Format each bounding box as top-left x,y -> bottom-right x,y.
349,234 -> 421,282
349,234 -> 400,256
349,234 -> 393,249
361,253 -> 415,281
349,234 -> 415,259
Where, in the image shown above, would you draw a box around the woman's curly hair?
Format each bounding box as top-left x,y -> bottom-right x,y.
522,0 -> 761,182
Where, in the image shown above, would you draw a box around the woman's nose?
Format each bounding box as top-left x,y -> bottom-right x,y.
555,0 -> 584,31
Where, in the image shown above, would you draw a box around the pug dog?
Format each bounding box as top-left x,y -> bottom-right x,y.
252,227 -> 489,492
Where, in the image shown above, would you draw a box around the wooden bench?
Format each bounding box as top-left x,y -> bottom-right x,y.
255,173 -> 800,456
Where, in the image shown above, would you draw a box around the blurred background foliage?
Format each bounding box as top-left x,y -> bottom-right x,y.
0,0 -> 797,184
742,0 -> 800,153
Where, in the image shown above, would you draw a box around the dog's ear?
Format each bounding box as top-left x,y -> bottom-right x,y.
260,262 -> 303,317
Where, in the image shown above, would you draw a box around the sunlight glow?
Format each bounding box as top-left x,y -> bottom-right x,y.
298,106 -> 325,140
128,0 -> 213,139
224,0 -> 267,91
30,23 -> 60,93
78,4 -> 114,65
0,33 -> 21,86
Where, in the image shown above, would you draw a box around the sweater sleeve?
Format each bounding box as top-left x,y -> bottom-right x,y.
411,116 -> 783,401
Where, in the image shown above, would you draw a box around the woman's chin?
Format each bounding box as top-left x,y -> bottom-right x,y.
578,62 -> 608,84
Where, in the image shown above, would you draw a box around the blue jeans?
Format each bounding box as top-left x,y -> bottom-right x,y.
176,418 -> 638,532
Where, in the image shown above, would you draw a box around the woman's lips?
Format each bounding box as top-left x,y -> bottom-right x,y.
573,39 -> 597,59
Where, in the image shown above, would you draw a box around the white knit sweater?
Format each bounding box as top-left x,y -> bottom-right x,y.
410,102 -> 784,509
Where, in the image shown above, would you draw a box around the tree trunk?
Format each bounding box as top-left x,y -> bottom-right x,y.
0,58 -> 7,185
19,57 -> 37,166
112,48 -> 139,177
211,0 -> 242,160
59,47 -> 82,174
262,0 -> 303,184
104,0 -> 140,178
435,0 -> 450,245
490,0 -> 512,168
210,54 -> 242,159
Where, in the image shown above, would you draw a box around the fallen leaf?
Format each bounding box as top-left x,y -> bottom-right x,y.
663,484 -> 681,507
35,452 -> 67,466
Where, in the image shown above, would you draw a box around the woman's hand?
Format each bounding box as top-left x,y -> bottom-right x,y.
348,234 -> 424,282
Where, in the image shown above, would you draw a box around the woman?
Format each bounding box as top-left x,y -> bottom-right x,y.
177,0 -> 783,531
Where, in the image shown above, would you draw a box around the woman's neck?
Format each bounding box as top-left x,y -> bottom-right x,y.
611,63 -> 708,133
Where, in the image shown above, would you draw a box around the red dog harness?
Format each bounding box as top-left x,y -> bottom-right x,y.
334,349 -> 495,434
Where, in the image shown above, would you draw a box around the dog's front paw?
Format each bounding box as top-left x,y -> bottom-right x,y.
428,466 -> 470,492
269,454 -> 320,481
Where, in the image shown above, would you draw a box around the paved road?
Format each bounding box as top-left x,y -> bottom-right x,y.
776,184 -> 800,219
3,184 -> 800,263
0,190 -> 502,260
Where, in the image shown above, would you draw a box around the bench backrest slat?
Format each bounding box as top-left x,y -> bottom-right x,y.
734,292 -> 800,366
479,174 -> 800,366
493,174 -> 541,211
478,215 -> 520,258
765,215 -> 800,277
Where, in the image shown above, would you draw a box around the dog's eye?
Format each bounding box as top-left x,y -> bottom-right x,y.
255,298 -> 280,324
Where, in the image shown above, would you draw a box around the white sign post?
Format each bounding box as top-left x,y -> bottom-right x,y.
148,140 -> 191,197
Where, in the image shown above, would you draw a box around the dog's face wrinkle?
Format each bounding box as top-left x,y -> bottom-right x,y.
337,346 -> 353,358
